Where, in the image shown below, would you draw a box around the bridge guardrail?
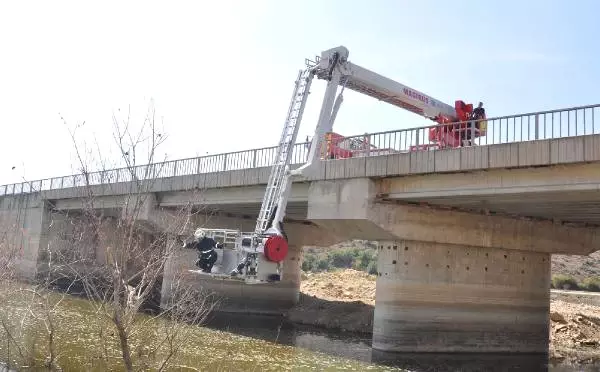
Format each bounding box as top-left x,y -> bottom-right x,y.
340,104 -> 600,153
1,103 -> 599,196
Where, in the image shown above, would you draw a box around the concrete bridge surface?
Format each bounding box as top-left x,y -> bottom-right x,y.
1,103 -> 600,356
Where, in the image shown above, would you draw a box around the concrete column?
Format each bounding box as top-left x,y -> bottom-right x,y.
160,235 -> 193,309
96,217 -> 118,266
279,244 -> 303,302
160,243 -> 303,315
0,194 -> 50,280
373,240 -> 551,353
225,244 -> 302,314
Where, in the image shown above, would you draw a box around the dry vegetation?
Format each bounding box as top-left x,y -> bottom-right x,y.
552,251 -> 600,280
552,251 -> 600,290
0,102 -> 217,371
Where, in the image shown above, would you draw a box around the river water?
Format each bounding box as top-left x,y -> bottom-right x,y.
0,289 -> 597,372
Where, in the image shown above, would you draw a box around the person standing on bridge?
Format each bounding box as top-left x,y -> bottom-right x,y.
182,228 -> 222,273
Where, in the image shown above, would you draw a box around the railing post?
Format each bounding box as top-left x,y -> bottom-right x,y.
173,161 -> 178,177
197,158 -> 202,174
252,150 -> 257,168
415,128 -> 420,148
60,177 -> 64,189
535,114 -> 540,140
222,154 -> 228,171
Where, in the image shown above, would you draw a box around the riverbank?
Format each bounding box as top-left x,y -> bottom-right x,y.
0,281 -> 399,371
287,269 -> 600,365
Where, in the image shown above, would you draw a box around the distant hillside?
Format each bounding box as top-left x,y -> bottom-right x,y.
552,251 -> 600,279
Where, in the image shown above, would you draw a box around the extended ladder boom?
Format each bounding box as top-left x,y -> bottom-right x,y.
254,68 -> 314,236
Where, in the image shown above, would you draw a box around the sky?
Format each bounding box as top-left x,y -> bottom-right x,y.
1,0 -> 599,185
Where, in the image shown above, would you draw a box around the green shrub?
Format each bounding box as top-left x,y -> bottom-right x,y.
316,258 -> 330,271
580,277 -> 600,292
301,254 -> 316,272
300,244 -> 379,274
354,250 -> 376,272
328,250 -> 355,269
552,274 -> 579,290
367,261 -> 378,275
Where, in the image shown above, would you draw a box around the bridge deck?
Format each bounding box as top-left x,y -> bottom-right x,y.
2,104 -> 600,226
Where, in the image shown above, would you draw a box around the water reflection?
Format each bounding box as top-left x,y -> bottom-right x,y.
204,312 -> 374,363
371,350 -> 549,372
205,312 -> 598,372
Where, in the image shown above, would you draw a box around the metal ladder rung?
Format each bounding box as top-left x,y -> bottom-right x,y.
255,67 -> 313,234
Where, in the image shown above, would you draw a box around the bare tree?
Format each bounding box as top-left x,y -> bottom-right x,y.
0,101 -> 218,371
55,101 -> 218,371
0,214 -> 66,371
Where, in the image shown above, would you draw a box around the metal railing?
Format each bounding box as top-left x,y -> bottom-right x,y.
1,103 -> 598,196
340,103 -> 600,153
0,143 -> 312,196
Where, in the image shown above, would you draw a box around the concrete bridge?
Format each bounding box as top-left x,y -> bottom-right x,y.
1,103 -> 600,356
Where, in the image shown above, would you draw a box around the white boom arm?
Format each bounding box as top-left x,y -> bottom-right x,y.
290,46 -> 456,179
319,47 -> 456,119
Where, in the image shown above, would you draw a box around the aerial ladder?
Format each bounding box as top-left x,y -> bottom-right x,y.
190,46 -> 486,284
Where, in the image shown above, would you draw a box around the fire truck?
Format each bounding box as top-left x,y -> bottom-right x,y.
188,46 -> 486,284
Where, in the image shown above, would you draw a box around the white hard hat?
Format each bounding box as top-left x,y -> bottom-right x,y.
194,228 -> 206,239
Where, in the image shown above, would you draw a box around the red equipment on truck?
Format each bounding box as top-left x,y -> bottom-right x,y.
410,100 -> 487,151
321,132 -> 398,159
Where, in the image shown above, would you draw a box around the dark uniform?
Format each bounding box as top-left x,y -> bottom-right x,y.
184,236 -> 220,273
472,106 -> 486,123
464,102 -> 485,145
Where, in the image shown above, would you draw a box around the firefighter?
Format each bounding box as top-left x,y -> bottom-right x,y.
472,102 -> 486,122
463,102 -> 486,146
182,228 -> 222,273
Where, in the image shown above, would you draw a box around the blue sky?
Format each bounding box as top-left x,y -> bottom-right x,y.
1,0 -> 599,185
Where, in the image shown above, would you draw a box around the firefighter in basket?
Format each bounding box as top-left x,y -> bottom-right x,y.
182,228 -> 223,273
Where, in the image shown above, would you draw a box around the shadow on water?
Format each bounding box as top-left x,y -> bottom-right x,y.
204,312 -> 599,372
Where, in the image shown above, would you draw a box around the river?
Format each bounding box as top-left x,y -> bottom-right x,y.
0,289 -> 597,372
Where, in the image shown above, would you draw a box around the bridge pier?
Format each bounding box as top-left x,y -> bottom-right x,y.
307,177 -> 600,355
374,240 -> 550,353
161,243 -> 303,315
148,207 -> 336,315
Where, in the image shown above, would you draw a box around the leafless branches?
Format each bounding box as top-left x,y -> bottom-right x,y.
0,100 -> 215,371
